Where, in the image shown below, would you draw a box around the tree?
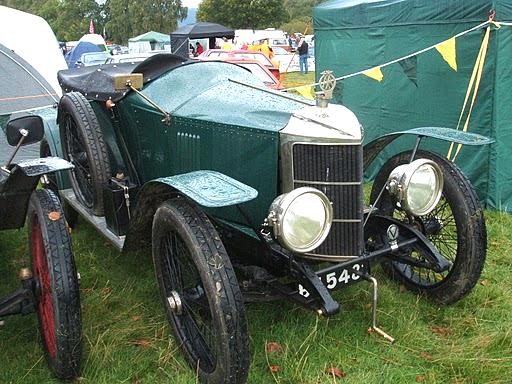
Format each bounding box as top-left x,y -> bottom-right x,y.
105,0 -> 187,44
197,0 -> 288,30
0,0 -> 103,41
280,0 -> 328,34
1,0 -> 187,43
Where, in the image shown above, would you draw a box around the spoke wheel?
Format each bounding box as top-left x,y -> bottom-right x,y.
152,198 -> 250,383
59,91 -> 111,216
370,150 -> 486,304
28,189 -> 82,379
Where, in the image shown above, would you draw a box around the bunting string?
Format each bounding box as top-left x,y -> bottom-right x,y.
282,19 -> 492,93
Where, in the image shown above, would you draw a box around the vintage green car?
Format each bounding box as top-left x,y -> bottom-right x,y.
40,54 -> 491,383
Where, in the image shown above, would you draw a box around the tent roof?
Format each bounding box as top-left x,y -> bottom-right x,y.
315,0 -> 512,29
171,22 -> 234,38
128,31 -> 170,43
0,43 -> 56,115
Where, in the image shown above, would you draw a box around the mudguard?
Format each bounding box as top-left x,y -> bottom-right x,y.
123,170 -> 258,251
143,170 -> 258,208
363,127 -> 494,169
14,157 -> 73,177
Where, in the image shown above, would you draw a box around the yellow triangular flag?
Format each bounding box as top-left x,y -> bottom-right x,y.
296,85 -> 315,100
362,67 -> 384,82
435,37 -> 458,71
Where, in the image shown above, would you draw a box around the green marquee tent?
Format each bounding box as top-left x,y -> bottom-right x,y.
314,0 -> 512,211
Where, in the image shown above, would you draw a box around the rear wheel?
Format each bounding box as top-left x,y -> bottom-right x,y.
59,91 -> 111,216
152,197 -> 250,384
370,150 -> 486,305
28,189 -> 82,379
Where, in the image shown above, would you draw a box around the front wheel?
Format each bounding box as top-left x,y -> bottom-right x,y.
152,197 -> 250,384
370,150 -> 487,305
28,189 -> 82,379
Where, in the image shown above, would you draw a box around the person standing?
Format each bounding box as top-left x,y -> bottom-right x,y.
297,38 -> 309,74
195,42 -> 204,56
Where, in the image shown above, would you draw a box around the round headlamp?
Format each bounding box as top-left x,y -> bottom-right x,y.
387,159 -> 444,216
266,187 -> 333,253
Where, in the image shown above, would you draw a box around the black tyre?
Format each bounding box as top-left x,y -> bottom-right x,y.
59,91 -> 111,216
40,139 -> 79,228
152,197 -> 250,384
28,189 -> 82,379
370,150 -> 486,305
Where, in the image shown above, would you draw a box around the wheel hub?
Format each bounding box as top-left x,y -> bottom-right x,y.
423,216 -> 443,236
167,291 -> 183,315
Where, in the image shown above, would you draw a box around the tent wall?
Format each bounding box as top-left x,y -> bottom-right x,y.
170,36 -> 189,57
314,0 -> 512,211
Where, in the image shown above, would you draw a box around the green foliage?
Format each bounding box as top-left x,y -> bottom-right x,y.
0,0 -> 102,41
197,0 -> 288,29
283,0 -> 326,20
281,0 -> 329,34
280,16 -> 312,35
105,0 -> 187,44
0,0 -> 187,43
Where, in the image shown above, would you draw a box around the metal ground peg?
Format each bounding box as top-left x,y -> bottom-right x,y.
361,273 -> 395,343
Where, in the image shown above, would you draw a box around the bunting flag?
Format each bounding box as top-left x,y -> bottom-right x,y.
362,67 -> 384,82
435,37 -> 457,71
295,85 -> 315,100
398,56 -> 418,87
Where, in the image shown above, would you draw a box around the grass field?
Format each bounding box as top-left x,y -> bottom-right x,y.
1,72 -> 512,383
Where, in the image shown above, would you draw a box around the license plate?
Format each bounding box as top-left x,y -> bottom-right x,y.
298,262 -> 367,298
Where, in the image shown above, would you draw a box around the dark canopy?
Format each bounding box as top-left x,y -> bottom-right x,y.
0,42 -> 57,116
170,22 -> 235,57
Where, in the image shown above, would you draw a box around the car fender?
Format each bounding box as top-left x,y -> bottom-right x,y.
124,170 -> 258,251
363,127 -> 494,169
36,107 -> 72,189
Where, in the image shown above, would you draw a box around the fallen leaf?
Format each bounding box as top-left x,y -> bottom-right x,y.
325,366 -> 346,378
102,287 -> 113,295
266,342 -> 284,353
480,279 -> 489,286
364,303 -> 372,310
83,288 -> 93,295
416,375 -> 426,382
431,326 -> 453,337
420,351 -> 432,361
399,284 -> 408,293
132,315 -> 141,321
132,339 -> 151,348
269,365 -> 280,373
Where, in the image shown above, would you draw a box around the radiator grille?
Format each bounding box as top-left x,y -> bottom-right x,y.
292,144 -> 364,258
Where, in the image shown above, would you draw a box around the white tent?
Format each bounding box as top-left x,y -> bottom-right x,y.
0,6 -> 66,96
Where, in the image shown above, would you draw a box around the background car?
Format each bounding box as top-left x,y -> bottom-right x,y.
199,49 -> 280,79
104,52 -> 157,64
76,51 -> 111,67
204,58 -> 282,90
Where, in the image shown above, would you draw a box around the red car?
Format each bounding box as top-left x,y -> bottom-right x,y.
199,49 -> 280,80
199,56 -> 282,90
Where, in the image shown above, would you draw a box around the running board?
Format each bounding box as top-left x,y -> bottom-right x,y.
60,188 -> 125,251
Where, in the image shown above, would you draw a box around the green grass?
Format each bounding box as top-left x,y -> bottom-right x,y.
1,210 -> 511,383
1,75 -> 512,383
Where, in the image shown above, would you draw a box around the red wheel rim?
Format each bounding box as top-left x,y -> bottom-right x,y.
31,214 -> 57,358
